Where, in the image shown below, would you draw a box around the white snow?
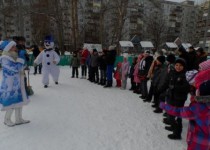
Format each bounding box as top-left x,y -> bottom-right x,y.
0,67 -> 187,150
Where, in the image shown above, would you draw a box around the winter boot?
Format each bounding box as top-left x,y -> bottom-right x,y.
15,107 -> 30,125
4,109 -> 15,127
153,108 -> 163,113
165,125 -> 174,131
168,118 -> 182,140
104,81 -> 112,88
168,133 -> 181,140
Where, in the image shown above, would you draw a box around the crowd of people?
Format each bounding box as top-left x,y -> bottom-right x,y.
0,36 -> 209,150
71,46 -> 210,150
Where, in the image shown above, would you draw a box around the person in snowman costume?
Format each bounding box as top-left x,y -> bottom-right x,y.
34,36 -> 60,88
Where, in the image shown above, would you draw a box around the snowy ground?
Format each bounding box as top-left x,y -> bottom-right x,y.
0,67 -> 188,150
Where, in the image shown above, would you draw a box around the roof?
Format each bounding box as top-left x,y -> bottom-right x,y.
140,41 -> 154,48
182,43 -> 191,49
83,43 -> 102,51
166,42 -> 178,48
119,41 -> 134,47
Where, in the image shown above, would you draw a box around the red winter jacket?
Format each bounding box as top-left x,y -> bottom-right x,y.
80,49 -> 89,65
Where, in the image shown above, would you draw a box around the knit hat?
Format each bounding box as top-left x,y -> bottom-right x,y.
175,58 -> 186,67
166,54 -> 176,64
199,60 -> 210,71
156,56 -> 165,64
0,41 -> 16,51
185,70 -> 198,85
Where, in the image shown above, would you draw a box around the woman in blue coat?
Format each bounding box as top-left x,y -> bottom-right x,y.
0,41 -> 30,127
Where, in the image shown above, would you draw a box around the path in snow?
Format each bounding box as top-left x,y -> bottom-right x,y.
0,67 -> 187,150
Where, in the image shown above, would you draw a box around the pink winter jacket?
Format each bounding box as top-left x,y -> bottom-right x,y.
195,69 -> 210,89
121,61 -> 130,81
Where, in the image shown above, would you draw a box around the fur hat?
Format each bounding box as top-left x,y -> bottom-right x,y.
199,60 -> 210,71
0,41 -> 16,51
156,56 -> 165,64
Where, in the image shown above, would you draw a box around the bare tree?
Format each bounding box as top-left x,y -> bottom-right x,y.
71,0 -> 79,51
145,11 -> 168,49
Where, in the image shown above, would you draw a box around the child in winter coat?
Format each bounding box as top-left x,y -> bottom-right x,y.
133,54 -> 144,94
160,58 -> 190,139
129,57 -> 137,91
70,51 -> 80,78
114,62 -> 122,87
121,56 -> 130,90
160,80 -> 210,150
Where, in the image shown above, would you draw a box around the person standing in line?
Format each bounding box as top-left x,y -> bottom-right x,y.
121,55 -> 130,90
129,57 -> 137,91
98,50 -> 107,85
161,83 -> 210,150
104,46 -> 117,88
161,58 -> 190,139
114,62 -> 122,87
70,51 -> 80,78
195,47 -> 208,70
80,48 -> 89,79
138,50 -> 153,99
133,54 -> 144,94
89,49 -> 99,83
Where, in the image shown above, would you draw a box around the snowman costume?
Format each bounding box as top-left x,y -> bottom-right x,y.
0,41 -> 30,127
34,36 -> 60,88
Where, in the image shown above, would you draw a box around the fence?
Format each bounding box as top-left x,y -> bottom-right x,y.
28,54 -> 134,67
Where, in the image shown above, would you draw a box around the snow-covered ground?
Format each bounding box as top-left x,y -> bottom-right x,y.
0,67 -> 188,150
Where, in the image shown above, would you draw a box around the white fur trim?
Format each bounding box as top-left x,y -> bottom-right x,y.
3,41 -> 16,51
16,58 -> 25,64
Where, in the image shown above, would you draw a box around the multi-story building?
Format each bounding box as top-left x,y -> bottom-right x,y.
0,0 -> 202,50
0,0 -> 32,47
160,0 -> 198,44
197,0 -> 210,52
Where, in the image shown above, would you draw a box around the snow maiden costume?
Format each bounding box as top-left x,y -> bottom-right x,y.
34,36 -> 60,88
0,41 -> 30,127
